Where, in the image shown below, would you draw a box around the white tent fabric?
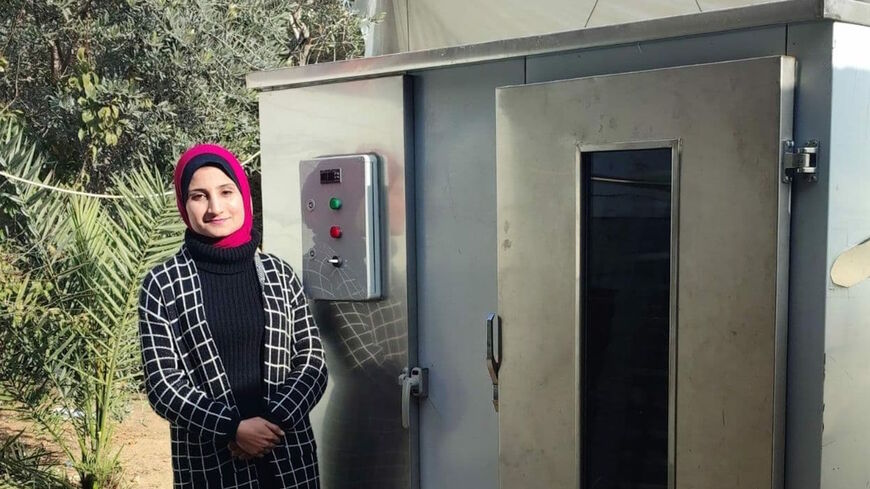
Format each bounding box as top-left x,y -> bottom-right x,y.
353,0 -> 783,55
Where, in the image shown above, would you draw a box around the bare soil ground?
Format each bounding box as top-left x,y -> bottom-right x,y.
0,395 -> 172,488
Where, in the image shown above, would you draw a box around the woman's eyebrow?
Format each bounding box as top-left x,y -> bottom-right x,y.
188,183 -> 235,193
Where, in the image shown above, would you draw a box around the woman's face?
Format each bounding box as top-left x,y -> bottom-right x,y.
185,166 -> 244,238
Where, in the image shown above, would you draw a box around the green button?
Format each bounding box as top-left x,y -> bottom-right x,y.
329,197 -> 342,210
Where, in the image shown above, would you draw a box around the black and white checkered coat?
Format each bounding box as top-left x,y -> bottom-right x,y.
138,247 -> 327,489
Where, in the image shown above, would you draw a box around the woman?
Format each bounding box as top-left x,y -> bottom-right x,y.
138,143 -> 328,489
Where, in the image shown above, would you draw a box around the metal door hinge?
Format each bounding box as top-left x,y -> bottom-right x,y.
398,367 -> 429,429
782,140 -> 820,183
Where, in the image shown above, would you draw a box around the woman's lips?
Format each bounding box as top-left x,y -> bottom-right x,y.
206,218 -> 228,225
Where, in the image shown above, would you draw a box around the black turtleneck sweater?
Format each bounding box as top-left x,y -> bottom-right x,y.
184,229 -> 266,422
185,229 -> 282,488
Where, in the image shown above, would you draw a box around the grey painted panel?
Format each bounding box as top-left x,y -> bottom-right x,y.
412,59 -> 524,489
821,21 -> 870,489
259,76 -> 416,489
783,21 -> 831,489
497,57 -> 793,488
526,25 -> 785,83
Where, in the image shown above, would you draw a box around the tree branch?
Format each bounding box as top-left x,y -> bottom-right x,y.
49,39 -> 62,83
290,7 -> 312,66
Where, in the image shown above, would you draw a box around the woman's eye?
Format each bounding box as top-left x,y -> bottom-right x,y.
190,194 -> 203,201
222,190 -> 234,196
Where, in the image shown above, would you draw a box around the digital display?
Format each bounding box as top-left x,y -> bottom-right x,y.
320,168 -> 341,184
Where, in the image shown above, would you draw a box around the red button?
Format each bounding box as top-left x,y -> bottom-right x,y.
329,226 -> 342,239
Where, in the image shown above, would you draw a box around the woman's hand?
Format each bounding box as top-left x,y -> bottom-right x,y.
228,441 -> 252,460
231,417 -> 284,459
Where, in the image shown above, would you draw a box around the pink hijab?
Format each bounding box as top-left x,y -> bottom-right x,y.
173,144 -> 253,248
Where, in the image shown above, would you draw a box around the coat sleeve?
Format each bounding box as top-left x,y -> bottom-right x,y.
265,264 -> 329,430
138,270 -> 241,442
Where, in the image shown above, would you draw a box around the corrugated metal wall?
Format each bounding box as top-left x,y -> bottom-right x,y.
354,0 -> 786,54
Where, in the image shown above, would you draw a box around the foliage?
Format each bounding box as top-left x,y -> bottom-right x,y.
0,0 -> 370,190
0,431 -> 75,489
0,2 -> 371,486
0,118 -> 184,489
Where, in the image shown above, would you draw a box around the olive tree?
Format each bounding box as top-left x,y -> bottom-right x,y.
0,0 -> 369,190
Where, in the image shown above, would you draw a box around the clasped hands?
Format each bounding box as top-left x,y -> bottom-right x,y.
228,417 -> 284,461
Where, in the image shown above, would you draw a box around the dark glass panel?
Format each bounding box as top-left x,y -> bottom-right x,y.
582,148 -> 671,489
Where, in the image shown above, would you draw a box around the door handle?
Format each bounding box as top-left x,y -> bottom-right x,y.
486,313 -> 501,412
398,367 -> 429,429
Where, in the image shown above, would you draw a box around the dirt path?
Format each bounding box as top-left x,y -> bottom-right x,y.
0,395 -> 172,488
114,396 -> 173,488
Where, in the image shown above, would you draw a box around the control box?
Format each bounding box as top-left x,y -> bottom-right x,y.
299,154 -> 381,300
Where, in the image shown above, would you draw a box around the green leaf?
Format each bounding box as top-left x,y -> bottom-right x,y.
82,74 -> 96,99
78,128 -> 86,141
81,110 -> 94,123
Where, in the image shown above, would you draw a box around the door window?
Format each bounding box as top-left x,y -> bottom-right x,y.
582,148 -> 672,489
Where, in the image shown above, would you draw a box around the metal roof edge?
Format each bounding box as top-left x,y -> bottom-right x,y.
825,0 -> 870,23
247,0 -> 827,91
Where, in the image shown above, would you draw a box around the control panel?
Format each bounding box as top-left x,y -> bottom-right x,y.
300,154 -> 381,300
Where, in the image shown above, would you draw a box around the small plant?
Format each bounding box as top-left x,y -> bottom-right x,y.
0,430 -> 75,489
0,119 -> 183,488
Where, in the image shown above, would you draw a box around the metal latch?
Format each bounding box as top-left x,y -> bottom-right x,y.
486,313 -> 501,412
782,140 -> 820,183
398,367 -> 428,429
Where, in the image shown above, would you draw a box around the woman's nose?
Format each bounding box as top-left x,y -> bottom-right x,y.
207,197 -> 223,214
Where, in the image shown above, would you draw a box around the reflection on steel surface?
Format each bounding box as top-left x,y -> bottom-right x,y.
307,244 -> 409,489
305,250 -> 407,370
258,75 -> 414,489
303,196 -> 409,488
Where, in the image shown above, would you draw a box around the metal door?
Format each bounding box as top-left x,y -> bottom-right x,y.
495,57 -> 793,489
